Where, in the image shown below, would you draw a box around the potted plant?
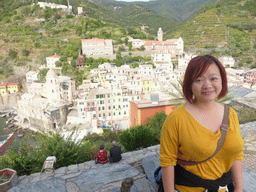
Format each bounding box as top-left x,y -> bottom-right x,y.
0,168 -> 18,192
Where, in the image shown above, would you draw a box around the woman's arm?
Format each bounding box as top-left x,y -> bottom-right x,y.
162,165 -> 175,192
231,160 -> 243,192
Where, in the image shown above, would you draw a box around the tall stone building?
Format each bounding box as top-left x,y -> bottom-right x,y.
157,27 -> 163,41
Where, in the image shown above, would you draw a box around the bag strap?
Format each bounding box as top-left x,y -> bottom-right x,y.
177,105 -> 230,166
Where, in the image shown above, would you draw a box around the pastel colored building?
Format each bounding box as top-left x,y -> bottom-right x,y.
26,71 -> 39,83
46,55 -> 61,68
129,99 -> 175,127
0,82 -> 20,95
7,83 -> 20,94
141,77 -> 153,95
0,82 -> 8,95
82,38 -> 114,56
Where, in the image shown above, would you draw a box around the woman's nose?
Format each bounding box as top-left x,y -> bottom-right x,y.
202,80 -> 212,88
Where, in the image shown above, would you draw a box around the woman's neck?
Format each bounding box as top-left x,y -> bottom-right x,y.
192,101 -> 218,112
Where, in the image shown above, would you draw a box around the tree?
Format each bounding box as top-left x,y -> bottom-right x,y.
146,112 -> 168,142
8,49 -> 18,59
55,61 -> 62,67
22,49 -> 30,57
139,45 -> 145,51
125,37 -> 129,45
71,60 -> 77,68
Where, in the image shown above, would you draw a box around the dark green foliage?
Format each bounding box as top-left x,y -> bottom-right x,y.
0,131 -> 94,176
8,49 -> 18,58
22,49 -> 30,57
146,112 -> 167,142
119,125 -> 155,151
66,14 -> 74,19
38,68 -> 49,82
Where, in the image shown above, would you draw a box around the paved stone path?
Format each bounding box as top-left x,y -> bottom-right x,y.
8,121 -> 256,192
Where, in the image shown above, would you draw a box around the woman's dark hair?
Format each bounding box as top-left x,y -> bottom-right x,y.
182,55 -> 228,103
100,145 -> 105,150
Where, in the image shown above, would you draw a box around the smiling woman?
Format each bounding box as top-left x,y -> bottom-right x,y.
160,55 -> 244,192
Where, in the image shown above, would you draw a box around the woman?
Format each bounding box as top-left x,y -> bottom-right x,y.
160,55 -> 244,192
96,145 -> 108,164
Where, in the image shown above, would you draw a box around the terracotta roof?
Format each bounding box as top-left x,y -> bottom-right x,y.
0,82 -> 8,87
48,55 -> 60,58
7,83 -> 19,86
144,41 -> 153,46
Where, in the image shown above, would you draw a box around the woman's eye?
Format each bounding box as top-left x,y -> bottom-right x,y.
211,78 -> 217,81
195,79 -> 202,82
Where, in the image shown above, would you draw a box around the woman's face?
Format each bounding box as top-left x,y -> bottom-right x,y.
191,64 -> 222,104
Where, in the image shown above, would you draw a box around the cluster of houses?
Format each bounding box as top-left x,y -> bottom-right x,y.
4,27 -> 255,136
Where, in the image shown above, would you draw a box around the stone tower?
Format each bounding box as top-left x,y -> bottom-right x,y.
157,27 -> 163,41
45,68 -> 60,103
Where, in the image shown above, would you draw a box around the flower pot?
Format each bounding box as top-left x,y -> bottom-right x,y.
0,168 -> 18,192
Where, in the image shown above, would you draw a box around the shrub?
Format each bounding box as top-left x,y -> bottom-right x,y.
0,130 -> 94,176
146,112 -> 167,142
119,125 -> 155,151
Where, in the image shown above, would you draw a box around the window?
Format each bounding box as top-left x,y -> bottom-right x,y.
113,99 -> 115,102
108,94 -> 110,98
114,112 -> 116,116
108,99 -> 110,103
113,105 -> 115,109
82,112 -> 85,115
124,111 -> 126,115
87,102 -> 90,106
99,114 -> 101,117
93,114 -> 96,118
98,107 -> 101,111
119,112 -> 121,115
118,105 -> 121,109
108,106 -> 111,110
109,113 -> 111,116
81,108 -> 83,111
102,106 -> 105,110
92,102 -> 95,106
103,113 -> 105,117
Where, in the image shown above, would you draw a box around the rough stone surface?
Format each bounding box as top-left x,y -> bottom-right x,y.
243,168 -> 256,192
60,171 -> 82,180
9,177 -> 67,192
130,177 -> 153,192
66,181 -> 80,192
78,163 -> 85,171
95,181 -> 122,192
141,154 -> 160,191
69,163 -> 140,192
54,167 -> 67,175
67,164 -> 78,173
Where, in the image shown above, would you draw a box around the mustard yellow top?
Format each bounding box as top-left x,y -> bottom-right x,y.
160,103 -> 244,192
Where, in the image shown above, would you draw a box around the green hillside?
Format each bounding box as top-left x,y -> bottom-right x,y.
171,0 -> 256,68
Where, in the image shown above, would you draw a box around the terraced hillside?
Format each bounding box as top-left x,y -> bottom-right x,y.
171,0 -> 256,68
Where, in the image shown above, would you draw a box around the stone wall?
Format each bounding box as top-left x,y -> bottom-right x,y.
231,98 -> 256,112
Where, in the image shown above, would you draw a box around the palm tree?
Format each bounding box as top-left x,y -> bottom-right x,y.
168,77 -> 186,107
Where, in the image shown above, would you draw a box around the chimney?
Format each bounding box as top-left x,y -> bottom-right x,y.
150,93 -> 159,105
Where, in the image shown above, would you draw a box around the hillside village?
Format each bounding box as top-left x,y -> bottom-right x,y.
0,23 -> 254,140
0,1 -> 256,140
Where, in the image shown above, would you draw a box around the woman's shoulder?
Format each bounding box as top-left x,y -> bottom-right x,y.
168,103 -> 187,118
